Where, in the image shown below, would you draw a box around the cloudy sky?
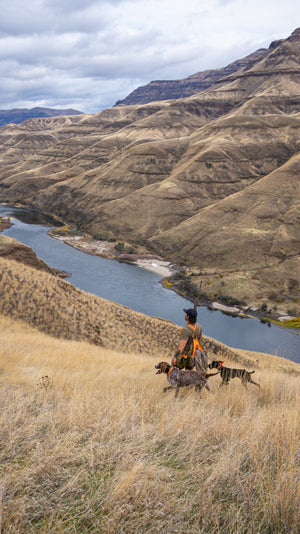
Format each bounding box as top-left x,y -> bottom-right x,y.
0,0 -> 299,113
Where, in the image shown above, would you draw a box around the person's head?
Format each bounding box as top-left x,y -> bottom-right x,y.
183,308 -> 197,324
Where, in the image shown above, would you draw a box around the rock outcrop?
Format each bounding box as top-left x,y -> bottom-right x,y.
115,49 -> 266,106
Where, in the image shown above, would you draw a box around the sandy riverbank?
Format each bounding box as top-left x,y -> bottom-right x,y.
53,234 -> 115,257
135,258 -> 173,276
51,234 -> 175,277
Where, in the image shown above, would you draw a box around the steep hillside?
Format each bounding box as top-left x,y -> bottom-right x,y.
152,153 -> 300,306
115,48 -> 266,105
0,29 -> 299,309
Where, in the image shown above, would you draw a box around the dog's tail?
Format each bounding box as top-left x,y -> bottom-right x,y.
249,371 -> 255,374
205,371 -> 220,378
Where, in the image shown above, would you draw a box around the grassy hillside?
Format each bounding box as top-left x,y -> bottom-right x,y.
0,313 -> 299,533
152,152 -> 300,309
0,248 -> 299,532
0,256 -> 178,355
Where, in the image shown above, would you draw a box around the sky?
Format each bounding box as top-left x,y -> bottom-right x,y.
0,0 -> 299,114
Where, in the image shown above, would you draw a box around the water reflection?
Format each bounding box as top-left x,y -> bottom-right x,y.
1,205 -> 62,227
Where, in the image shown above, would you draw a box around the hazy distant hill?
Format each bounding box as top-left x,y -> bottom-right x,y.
0,29 -> 299,310
115,48 -> 267,105
0,106 -> 83,128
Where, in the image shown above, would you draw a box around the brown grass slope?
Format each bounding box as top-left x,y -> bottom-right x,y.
0,30 -> 299,308
151,152 -> 300,306
0,247 -> 299,531
0,256 -> 176,355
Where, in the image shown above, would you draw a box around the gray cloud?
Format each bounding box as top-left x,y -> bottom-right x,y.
0,0 -> 299,113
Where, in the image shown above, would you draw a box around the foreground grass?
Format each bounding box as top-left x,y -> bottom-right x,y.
0,315 -> 299,533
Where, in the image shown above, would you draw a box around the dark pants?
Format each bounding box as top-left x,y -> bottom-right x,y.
175,349 -> 208,371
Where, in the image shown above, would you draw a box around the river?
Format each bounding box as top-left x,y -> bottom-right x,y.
1,204 -> 299,363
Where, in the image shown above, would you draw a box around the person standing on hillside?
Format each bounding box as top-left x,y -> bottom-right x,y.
171,308 -> 208,372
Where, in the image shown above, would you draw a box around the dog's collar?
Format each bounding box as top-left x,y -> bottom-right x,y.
167,366 -> 174,375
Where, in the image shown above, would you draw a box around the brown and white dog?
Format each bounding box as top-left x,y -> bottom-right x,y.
155,361 -> 219,397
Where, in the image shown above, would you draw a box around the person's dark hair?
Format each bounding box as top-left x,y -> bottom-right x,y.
183,308 -> 197,324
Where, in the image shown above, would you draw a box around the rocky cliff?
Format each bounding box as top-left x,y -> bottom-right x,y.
0,29 -> 299,310
115,49 -> 266,106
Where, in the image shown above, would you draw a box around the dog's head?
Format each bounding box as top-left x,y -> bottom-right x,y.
155,362 -> 169,374
208,360 -> 223,369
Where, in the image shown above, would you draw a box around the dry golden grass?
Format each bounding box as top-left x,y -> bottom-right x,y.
0,313 -> 299,533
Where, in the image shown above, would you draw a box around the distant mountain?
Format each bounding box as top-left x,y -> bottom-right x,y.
0,107 -> 83,128
115,48 -> 267,106
0,29 -> 299,310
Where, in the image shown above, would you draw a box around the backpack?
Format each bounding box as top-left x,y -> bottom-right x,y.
182,323 -> 208,372
186,323 -> 204,356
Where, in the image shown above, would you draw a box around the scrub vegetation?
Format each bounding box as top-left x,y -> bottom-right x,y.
272,317 -> 300,330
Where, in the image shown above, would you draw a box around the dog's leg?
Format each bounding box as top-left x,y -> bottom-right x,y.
249,378 -> 261,388
174,387 -> 180,398
220,379 -> 229,386
204,382 -> 214,393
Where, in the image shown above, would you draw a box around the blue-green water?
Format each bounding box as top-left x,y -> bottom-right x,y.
1,205 -> 299,363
